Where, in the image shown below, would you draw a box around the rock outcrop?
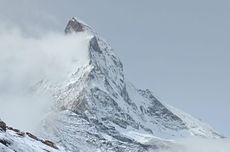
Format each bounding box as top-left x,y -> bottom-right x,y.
0,119 -> 6,132
0,119 -> 65,152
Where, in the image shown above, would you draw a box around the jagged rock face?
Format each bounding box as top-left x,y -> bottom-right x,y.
38,17 -> 222,152
65,17 -> 85,34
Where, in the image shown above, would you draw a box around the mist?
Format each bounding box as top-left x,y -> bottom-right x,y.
0,25 -> 91,132
157,137 -> 230,152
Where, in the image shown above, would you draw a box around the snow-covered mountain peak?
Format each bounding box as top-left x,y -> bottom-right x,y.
38,18 -> 223,152
61,17 -> 124,94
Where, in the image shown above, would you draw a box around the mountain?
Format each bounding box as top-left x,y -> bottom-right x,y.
34,17 -> 222,152
0,119 -> 66,152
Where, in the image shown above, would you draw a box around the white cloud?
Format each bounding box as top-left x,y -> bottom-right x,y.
0,25 -> 91,132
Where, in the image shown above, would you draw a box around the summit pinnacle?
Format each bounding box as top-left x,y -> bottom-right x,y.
65,17 -> 84,34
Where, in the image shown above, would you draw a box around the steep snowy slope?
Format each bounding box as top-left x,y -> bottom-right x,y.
0,119 -> 66,152
37,17 -> 222,152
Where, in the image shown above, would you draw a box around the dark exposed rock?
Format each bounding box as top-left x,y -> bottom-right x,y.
25,132 -> 59,149
89,36 -> 102,53
0,139 -> 11,146
0,120 -> 6,132
17,131 -> 25,137
26,132 -> 40,141
7,126 -> 20,133
7,126 -> 25,137
65,17 -> 84,34
42,140 -> 59,150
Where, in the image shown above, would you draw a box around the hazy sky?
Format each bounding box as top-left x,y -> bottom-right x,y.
0,0 -> 229,137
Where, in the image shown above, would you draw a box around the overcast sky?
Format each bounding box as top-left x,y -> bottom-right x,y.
0,0 -> 229,137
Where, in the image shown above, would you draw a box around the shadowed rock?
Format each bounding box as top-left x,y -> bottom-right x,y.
65,17 -> 84,34
0,119 -> 6,132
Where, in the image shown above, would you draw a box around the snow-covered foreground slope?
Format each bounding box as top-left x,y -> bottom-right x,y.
0,119 -> 66,152
35,17 -> 224,152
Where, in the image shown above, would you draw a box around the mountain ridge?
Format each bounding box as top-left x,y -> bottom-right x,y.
0,119 -> 65,152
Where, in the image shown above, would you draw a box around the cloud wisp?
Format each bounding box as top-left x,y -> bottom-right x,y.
157,137 -> 230,152
0,25 -> 90,132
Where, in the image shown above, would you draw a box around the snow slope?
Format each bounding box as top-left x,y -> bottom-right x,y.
36,17 -> 223,152
0,119 -> 66,152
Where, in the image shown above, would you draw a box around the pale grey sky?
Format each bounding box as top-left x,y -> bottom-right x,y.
0,0 -> 229,137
